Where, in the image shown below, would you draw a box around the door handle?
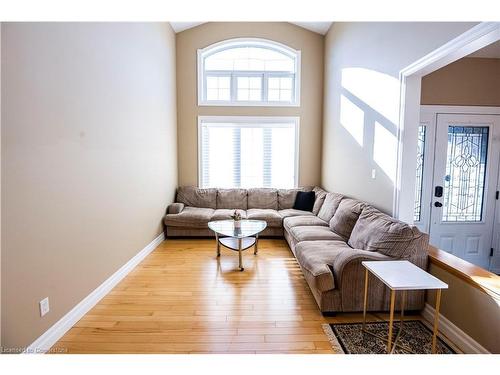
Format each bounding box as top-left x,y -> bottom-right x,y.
434,202 -> 443,207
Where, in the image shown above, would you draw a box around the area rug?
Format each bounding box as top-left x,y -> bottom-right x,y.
322,320 -> 457,354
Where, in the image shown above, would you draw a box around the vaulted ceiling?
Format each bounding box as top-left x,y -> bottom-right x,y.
169,22 -> 332,35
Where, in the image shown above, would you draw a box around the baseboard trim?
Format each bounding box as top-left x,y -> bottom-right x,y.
422,303 -> 489,354
24,232 -> 165,354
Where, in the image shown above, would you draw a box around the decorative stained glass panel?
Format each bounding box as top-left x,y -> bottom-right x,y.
414,125 -> 426,222
442,126 -> 489,222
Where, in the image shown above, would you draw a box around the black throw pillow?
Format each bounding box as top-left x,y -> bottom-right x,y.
293,191 -> 315,212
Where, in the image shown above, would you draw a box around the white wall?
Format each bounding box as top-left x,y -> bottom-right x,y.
322,22 -> 477,214
1,22 -> 177,349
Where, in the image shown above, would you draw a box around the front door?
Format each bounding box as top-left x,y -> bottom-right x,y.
429,113 -> 500,269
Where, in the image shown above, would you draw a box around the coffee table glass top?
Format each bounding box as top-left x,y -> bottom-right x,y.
208,220 -> 267,238
362,260 -> 448,290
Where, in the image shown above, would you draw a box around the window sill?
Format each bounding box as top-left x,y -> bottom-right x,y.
428,245 -> 500,299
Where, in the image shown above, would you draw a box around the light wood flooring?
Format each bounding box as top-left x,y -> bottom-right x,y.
52,238 -> 420,354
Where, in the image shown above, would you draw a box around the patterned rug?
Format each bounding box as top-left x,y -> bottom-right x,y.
322,320 -> 457,354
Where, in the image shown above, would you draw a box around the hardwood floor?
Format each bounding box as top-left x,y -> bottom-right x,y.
51,238 -> 417,354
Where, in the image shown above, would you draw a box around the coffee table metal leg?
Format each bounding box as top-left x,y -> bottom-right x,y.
215,233 -> 220,257
431,289 -> 442,354
238,238 -> 244,271
254,234 -> 259,255
387,289 -> 396,353
362,268 -> 369,331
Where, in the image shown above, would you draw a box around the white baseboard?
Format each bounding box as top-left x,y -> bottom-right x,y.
24,232 -> 165,354
422,303 -> 489,354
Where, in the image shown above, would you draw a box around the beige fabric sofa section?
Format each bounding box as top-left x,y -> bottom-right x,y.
165,186 -> 315,237
164,186 -> 429,313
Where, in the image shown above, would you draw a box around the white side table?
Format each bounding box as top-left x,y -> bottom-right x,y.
362,260 -> 448,354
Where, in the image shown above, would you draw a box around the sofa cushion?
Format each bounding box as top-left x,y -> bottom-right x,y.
176,186 -> 217,209
211,209 -> 247,221
279,209 -> 315,219
312,187 -> 328,215
317,192 -> 344,222
164,207 -> 215,228
329,198 -> 365,240
293,191 -> 315,212
295,240 -> 353,292
278,187 -> 312,210
283,216 -> 329,232
247,188 -> 278,210
348,206 -> 429,259
246,209 -> 282,227
217,189 -> 248,210
289,225 -> 344,243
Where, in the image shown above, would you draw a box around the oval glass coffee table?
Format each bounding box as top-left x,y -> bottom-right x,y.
208,220 -> 267,271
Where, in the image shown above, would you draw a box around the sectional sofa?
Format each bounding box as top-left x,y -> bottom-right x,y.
164,186 -> 429,313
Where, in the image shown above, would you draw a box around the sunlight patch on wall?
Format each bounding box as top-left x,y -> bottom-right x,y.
341,68 -> 400,125
340,94 -> 364,147
374,121 -> 397,183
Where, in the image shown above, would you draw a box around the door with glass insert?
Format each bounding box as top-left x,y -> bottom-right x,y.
429,114 -> 500,269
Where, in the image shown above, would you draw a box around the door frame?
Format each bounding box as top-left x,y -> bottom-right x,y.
394,22 -> 500,223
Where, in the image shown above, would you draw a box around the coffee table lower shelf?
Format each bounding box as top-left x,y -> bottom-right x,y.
219,237 -> 256,251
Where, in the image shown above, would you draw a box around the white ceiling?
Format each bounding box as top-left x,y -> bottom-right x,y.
468,40 -> 500,58
169,22 -> 332,35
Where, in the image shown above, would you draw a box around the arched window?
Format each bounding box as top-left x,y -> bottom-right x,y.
198,38 -> 301,106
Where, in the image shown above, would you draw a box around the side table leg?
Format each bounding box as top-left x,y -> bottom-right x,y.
387,289 -> 396,353
431,289 -> 442,354
400,290 -> 406,330
238,238 -> 244,271
362,268 -> 369,331
254,234 -> 259,255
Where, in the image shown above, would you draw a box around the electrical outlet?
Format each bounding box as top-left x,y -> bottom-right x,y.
371,169 -> 377,179
39,297 -> 50,317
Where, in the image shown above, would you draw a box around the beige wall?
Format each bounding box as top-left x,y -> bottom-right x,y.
1,23 -> 178,349
322,22 -> 477,213
427,264 -> 500,353
421,57 -> 500,106
176,22 -> 324,187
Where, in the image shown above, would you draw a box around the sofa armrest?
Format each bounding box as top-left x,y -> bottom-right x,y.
167,202 -> 185,214
332,249 -> 391,285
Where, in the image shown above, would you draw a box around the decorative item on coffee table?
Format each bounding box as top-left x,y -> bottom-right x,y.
230,210 -> 242,228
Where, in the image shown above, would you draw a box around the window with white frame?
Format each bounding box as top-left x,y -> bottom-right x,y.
199,117 -> 299,188
198,38 -> 301,106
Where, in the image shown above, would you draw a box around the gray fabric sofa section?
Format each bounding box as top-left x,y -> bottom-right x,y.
164,186 -> 429,313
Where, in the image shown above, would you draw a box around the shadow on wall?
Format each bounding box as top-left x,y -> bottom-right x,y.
328,66 -> 402,213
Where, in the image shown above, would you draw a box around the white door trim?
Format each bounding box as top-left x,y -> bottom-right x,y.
421,105 -> 500,115
394,22 -> 500,223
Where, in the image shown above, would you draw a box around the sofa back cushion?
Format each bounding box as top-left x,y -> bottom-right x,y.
329,198 -> 365,240
312,186 -> 328,215
278,187 -> 311,210
348,206 -> 429,259
217,189 -> 248,210
317,192 -> 344,222
247,188 -> 278,210
176,186 -> 217,209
